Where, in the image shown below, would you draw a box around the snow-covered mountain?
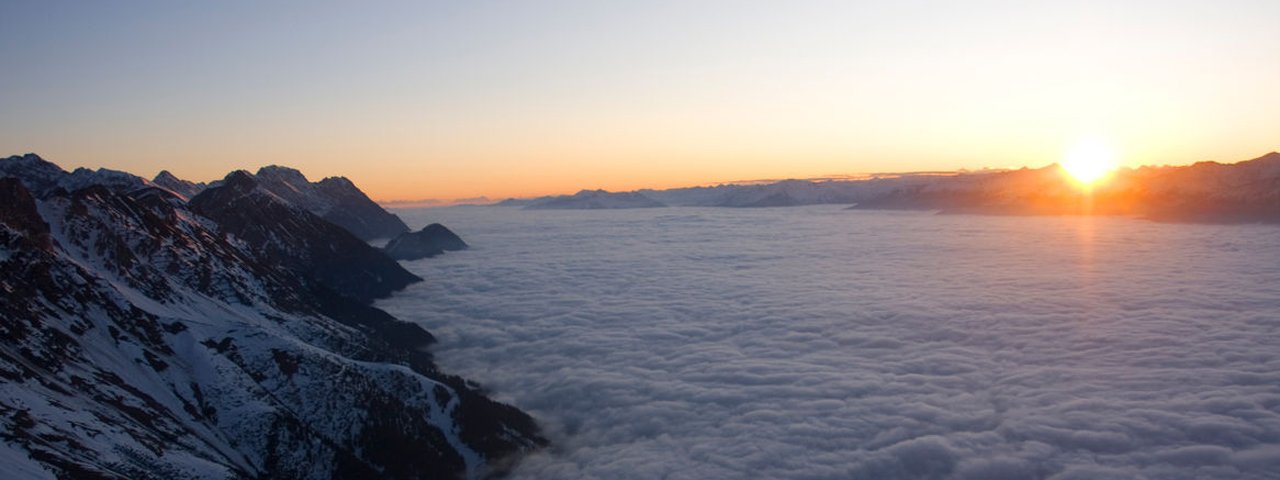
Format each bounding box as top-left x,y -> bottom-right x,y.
0,154 -> 546,479
151,165 -> 408,238
0,154 -> 152,197
190,171 -> 420,303
250,166 -> 409,240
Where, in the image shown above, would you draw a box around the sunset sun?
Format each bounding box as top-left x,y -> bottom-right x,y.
1061,138 -> 1118,185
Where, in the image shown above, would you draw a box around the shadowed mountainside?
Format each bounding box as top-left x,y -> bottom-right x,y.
0,153 -> 546,479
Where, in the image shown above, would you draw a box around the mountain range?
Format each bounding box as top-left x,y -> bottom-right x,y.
502,152 -> 1280,223
0,154 -> 545,479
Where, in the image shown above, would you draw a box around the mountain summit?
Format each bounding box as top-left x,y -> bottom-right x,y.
252,165 -> 409,240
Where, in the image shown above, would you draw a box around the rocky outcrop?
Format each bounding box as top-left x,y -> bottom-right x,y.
384,223 -> 469,261
0,155 -> 547,479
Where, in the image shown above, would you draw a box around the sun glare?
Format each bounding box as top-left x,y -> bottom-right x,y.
1061,138 -> 1118,185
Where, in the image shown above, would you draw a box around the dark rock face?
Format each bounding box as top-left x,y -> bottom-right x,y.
384,223 -> 470,261
314,176 -> 411,240
0,155 -> 547,479
190,171 -> 420,303
252,165 -> 410,240
0,177 -> 52,248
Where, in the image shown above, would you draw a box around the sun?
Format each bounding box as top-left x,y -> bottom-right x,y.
1061,138 -> 1118,185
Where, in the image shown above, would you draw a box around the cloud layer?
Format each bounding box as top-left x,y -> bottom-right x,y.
379,206 -> 1280,479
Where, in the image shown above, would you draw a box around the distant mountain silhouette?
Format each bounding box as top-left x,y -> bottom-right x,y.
495,152 -> 1280,224
851,152 -> 1280,223
521,189 -> 666,209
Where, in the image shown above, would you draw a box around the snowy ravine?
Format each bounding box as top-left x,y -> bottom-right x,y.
0,154 -> 545,479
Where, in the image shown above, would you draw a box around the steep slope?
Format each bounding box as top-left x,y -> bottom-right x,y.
0,156 -> 546,479
253,165 -> 409,240
190,171 -> 419,302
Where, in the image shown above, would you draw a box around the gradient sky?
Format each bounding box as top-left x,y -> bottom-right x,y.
2,1 -> 1277,200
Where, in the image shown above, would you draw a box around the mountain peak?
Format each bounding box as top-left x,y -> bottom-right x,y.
0,155 -> 147,198
7,152 -> 50,164
317,175 -> 356,188
0,153 -> 68,196
222,169 -> 259,190
256,165 -> 310,185
153,169 -> 180,182
191,171 -> 420,302
151,170 -> 207,200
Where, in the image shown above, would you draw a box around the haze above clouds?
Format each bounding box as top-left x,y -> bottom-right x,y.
379,207 -> 1280,479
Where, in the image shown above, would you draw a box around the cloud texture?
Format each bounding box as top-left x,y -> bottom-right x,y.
379,206 -> 1280,479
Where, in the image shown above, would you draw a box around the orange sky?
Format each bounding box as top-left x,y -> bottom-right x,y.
2,2 -> 1277,201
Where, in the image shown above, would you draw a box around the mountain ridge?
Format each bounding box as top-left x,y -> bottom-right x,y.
491,152 -> 1280,223
0,153 -> 546,479
251,165 -> 410,240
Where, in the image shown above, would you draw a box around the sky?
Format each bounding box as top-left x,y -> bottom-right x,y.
2,1 -> 1278,200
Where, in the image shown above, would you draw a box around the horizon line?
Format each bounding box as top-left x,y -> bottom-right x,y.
372,151 -> 1280,206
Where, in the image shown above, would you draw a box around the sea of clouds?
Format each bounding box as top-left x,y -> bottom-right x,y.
378,206 -> 1280,480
